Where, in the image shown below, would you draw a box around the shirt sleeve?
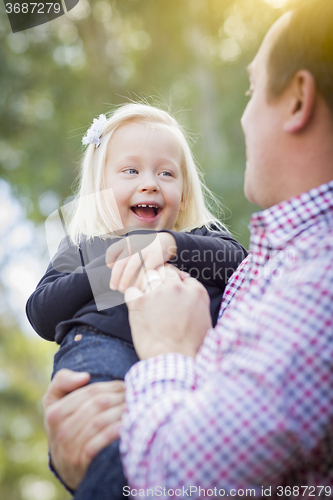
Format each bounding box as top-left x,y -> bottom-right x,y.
161,227 -> 247,289
25,237 -> 110,341
120,280 -> 333,494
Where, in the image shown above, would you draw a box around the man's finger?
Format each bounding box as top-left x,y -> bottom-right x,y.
141,269 -> 163,293
133,266 -> 146,290
45,379 -> 125,424
43,369 -> 90,409
83,419 -> 123,462
118,253 -> 142,292
77,403 -> 125,457
110,255 -> 131,290
50,392 -> 125,446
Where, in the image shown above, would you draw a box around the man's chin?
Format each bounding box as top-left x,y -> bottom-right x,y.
243,175 -> 253,203
244,182 -> 261,207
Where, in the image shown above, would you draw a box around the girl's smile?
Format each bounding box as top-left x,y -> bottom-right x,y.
130,202 -> 162,220
104,122 -> 185,232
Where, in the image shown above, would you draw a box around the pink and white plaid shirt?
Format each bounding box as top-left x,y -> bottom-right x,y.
121,181 -> 333,498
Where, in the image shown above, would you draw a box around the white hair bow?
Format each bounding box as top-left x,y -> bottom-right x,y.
82,114 -> 108,147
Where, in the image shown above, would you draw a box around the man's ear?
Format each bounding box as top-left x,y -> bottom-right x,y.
283,70 -> 317,133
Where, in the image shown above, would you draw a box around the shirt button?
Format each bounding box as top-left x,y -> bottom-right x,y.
74,334 -> 82,341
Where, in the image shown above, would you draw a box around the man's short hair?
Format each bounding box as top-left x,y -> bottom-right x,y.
267,0 -> 333,111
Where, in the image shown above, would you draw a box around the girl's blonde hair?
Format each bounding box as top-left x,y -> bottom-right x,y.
67,103 -> 225,244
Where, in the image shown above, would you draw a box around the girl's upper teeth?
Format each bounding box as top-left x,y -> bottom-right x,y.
137,204 -> 157,208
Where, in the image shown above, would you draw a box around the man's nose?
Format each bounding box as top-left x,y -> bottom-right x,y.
240,102 -> 249,133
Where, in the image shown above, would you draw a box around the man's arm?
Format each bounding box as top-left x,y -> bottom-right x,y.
122,273 -> 333,493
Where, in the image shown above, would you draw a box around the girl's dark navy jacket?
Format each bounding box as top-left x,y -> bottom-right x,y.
26,226 -> 247,343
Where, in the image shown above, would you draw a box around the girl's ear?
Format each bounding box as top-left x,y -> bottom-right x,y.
179,197 -> 186,211
283,70 -> 317,133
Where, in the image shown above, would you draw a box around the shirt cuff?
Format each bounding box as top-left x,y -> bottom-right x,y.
125,353 -> 196,404
49,451 -> 75,495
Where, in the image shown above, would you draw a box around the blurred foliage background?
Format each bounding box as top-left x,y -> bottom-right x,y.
0,0 -> 289,498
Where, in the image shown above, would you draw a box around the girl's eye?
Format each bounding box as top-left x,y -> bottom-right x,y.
124,168 -> 138,174
160,171 -> 173,177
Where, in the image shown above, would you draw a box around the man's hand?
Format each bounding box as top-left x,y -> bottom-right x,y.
43,370 -> 126,490
107,232 -> 177,293
124,266 -> 212,359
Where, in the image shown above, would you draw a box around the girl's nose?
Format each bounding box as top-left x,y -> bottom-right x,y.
138,175 -> 160,193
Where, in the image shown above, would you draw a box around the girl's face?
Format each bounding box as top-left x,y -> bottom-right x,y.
104,122 -> 185,232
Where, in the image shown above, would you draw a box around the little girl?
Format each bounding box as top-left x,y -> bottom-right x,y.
26,103 -> 246,500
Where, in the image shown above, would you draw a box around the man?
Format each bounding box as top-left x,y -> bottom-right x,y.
44,0 -> 333,496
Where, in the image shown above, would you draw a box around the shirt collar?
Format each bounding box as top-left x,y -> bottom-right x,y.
249,180 -> 333,261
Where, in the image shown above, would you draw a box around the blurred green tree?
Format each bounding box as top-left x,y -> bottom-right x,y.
0,0 -> 284,244
0,0 -> 288,497
0,315 -> 70,499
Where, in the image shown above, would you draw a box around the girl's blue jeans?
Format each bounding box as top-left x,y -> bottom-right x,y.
52,325 -> 139,500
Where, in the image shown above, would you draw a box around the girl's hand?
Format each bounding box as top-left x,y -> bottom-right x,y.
106,232 -> 177,293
